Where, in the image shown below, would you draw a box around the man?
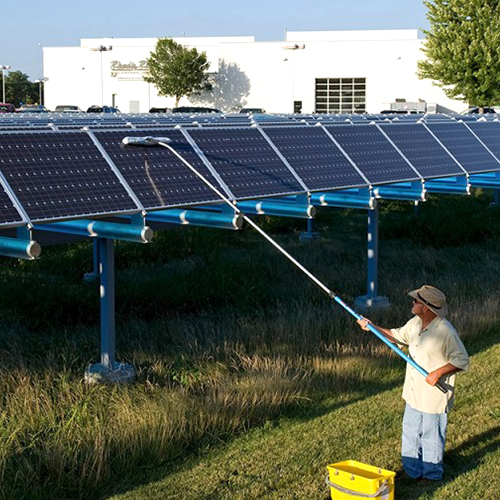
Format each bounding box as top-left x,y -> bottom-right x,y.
357,285 -> 469,481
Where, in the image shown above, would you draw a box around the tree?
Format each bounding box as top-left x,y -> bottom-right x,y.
144,38 -> 212,107
418,0 -> 500,108
4,71 -> 38,107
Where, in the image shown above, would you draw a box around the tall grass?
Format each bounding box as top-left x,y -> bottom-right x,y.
0,194 -> 499,499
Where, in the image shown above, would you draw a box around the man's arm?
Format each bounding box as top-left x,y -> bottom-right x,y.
357,318 -> 399,344
425,363 -> 462,386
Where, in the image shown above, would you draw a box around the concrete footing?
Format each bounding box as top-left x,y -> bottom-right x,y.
84,362 -> 136,384
300,230 -> 320,241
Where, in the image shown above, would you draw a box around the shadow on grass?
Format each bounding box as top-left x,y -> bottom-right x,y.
395,425 -> 500,499
97,375 -> 402,500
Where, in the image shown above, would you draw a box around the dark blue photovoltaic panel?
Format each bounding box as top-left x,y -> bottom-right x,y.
0,181 -> 24,227
94,129 -> 225,209
426,122 -> 500,173
0,132 -> 138,222
325,124 -> 420,184
263,126 -> 366,191
186,128 -> 304,199
380,123 -> 464,178
464,122 -> 500,162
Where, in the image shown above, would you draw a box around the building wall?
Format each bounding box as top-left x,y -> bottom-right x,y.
43,31 -> 464,114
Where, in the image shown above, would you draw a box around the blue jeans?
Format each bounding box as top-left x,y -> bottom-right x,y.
401,404 -> 448,480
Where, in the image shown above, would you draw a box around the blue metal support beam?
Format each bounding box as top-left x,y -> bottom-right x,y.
99,238 -> 115,368
84,238 -> 135,383
0,236 -> 41,260
237,199 -> 315,219
310,188 -> 374,210
35,219 -> 153,243
355,206 -> 389,310
373,181 -> 425,201
469,172 -> 500,189
424,176 -> 470,195
146,208 -> 243,230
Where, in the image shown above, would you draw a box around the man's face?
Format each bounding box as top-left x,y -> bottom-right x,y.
412,299 -> 426,316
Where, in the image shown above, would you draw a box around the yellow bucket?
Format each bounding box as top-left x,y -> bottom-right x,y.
326,460 -> 396,500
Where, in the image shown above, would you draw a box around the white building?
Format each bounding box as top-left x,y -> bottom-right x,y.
42,30 -> 464,114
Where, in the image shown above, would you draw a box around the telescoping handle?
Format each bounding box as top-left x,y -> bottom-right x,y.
333,295 -> 448,394
123,137 -> 448,396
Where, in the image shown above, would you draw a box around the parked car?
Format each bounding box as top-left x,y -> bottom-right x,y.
172,106 -> 220,113
380,109 -> 422,114
0,103 -> 15,113
239,107 -> 266,114
86,105 -> 120,113
55,105 -> 82,113
149,107 -> 171,113
18,104 -> 48,113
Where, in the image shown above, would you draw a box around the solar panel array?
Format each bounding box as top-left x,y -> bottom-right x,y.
94,129 -> 225,209
1,114 -> 500,230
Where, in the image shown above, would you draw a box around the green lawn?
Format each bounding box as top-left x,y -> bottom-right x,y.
103,335 -> 500,500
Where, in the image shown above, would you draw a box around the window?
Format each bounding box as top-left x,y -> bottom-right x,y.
315,77 -> 366,114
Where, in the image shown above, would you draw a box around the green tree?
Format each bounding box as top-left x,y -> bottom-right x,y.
144,38 -> 212,107
418,0 -> 500,108
3,71 -> 38,107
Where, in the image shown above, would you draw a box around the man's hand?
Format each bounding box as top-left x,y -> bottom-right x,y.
426,363 -> 461,387
357,317 -> 372,331
425,369 -> 442,386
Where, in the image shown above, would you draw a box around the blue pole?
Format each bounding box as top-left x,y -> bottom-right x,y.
99,238 -> 115,368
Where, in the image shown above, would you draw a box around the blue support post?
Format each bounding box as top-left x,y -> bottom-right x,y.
99,238 -> 115,368
300,217 -> 319,241
83,239 -> 100,283
355,206 -> 389,310
493,189 -> 500,207
84,238 -> 136,383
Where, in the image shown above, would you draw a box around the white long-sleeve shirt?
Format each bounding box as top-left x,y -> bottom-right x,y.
391,315 -> 470,414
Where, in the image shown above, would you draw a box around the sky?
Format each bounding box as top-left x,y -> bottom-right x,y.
0,0 -> 429,80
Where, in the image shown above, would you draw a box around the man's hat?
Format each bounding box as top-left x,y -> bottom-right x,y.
408,285 -> 447,317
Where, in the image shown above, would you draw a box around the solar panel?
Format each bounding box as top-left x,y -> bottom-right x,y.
186,127 -> 305,199
0,180 -> 24,227
463,121 -> 500,162
380,123 -> 464,178
262,126 -> 366,191
325,124 -> 421,184
93,129 -> 226,209
0,131 -> 139,222
426,122 -> 500,173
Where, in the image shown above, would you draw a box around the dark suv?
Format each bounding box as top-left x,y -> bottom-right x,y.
0,103 -> 15,113
87,105 -> 120,113
172,106 -> 220,113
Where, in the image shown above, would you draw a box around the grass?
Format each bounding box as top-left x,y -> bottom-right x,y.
0,193 -> 499,499
104,339 -> 500,500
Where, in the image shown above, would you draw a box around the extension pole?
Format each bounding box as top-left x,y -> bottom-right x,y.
126,137 -> 447,394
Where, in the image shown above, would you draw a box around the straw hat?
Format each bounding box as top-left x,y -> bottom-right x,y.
408,285 -> 447,317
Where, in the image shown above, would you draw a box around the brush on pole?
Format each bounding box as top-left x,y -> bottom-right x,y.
122,136 -> 448,394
